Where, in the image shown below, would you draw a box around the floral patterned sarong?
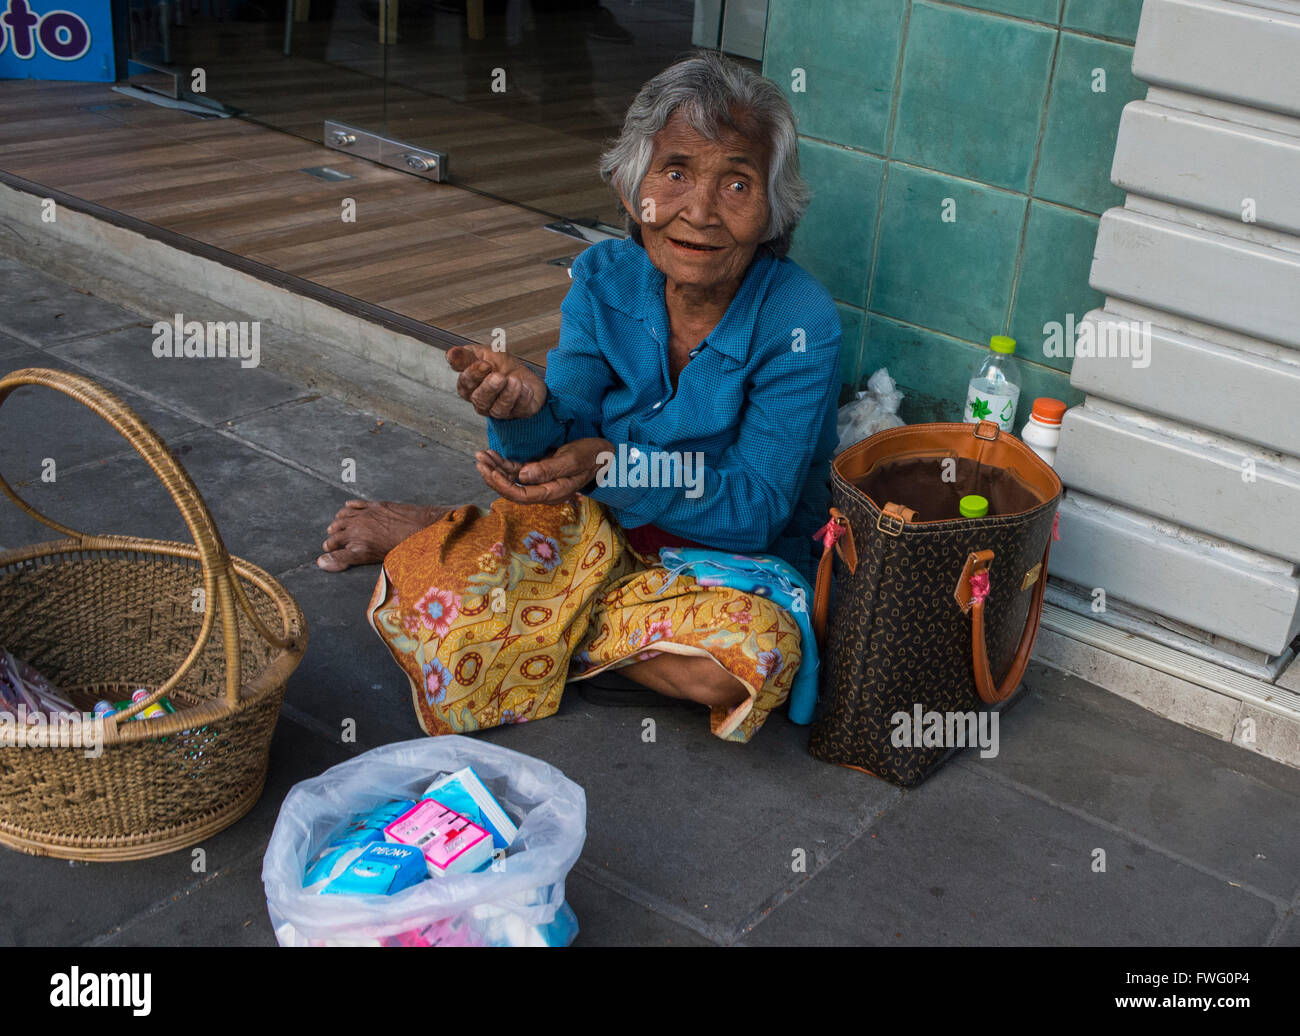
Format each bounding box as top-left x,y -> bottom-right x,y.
366,495 -> 802,743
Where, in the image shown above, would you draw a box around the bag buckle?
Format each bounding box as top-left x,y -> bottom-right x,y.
876,511 -> 905,537
974,420 -> 1000,441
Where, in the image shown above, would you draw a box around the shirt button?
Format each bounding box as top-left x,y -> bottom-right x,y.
651,400 -> 663,410
688,347 -> 701,358
628,448 -> 641,461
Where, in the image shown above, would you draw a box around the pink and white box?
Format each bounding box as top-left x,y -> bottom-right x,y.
383,798 -> 494,877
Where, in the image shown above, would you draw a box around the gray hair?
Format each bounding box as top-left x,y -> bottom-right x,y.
599,51 -> 809,258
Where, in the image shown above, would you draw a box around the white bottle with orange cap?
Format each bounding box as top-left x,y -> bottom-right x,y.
1021,398 -> 1066,467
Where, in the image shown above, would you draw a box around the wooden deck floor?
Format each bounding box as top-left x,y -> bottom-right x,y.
0,79 -> 593,366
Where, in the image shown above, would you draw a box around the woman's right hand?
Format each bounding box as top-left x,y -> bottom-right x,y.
447,344 -> 548,420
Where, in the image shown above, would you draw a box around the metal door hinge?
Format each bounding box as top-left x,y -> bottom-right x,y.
323,121 -> 448,183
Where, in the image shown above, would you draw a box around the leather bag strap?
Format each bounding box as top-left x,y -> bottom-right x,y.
953,541 -> 1054,704
812,507 -> 855,648
811,504 -> 911,649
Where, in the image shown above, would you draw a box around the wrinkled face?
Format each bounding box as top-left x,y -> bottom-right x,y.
624,109 -> 772,293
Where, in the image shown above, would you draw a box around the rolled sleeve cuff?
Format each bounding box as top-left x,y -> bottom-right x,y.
487,397 -> 567,462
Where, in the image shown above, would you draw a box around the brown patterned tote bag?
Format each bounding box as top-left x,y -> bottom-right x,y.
808,420 -> 1062,787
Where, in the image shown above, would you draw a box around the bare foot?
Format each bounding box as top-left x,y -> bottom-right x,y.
617,653 -> 751,709
317,500 -> 452,572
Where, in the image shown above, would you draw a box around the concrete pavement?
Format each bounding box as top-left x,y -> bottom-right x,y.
0,256 -> 1296,947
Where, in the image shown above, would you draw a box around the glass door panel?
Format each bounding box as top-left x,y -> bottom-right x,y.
124,1 -> 764,225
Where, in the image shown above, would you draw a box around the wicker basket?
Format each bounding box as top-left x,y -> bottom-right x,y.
0,368 -> 307,861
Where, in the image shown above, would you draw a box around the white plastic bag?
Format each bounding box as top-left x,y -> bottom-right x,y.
836,367 -> 905,454
262,735 -> 586,947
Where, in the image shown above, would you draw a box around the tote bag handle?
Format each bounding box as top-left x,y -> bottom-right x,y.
953,544 -> 1053,704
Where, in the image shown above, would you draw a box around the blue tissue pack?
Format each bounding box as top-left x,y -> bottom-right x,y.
321,842 -> 427,896
303,798 -> 416,889
334,798 -> 416,848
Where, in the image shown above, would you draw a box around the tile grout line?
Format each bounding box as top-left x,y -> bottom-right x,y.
5,426 -> 209,500
206,424 -> 376,498
854,309 -> 1074,379
0,317 -> 152,353
926,0 -> 1135,45
955,757 -> 1295,913
802,142 -> 1109,220
855,0 -> 915,388
1005,15 -> 1066,333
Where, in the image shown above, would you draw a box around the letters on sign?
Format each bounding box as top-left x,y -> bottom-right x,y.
0,1 -> 92,62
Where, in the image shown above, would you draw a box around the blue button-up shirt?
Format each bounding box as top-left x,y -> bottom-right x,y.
488,236 -> 841,582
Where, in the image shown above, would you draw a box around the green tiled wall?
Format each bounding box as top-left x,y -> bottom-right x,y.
764,0 -> 1148,431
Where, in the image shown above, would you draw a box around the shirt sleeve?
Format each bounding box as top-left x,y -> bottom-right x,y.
487,266 -> 611,462
589,312 -> 842,552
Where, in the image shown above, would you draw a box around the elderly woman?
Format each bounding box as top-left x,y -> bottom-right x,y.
318,52 -> 841,742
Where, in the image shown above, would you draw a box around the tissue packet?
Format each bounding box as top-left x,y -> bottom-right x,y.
384,798 -> 493,877
304,844 -> 367,892
303,799 -> 416,889
320,842 -> 427,896
420,766 -> 518,851
334,799 -> 417,849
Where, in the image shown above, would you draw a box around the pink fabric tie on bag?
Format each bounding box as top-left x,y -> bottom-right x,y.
813,519 -> 845,551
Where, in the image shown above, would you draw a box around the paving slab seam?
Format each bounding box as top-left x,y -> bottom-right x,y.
566,780 -> 906,948
278,702 -> 369,760
569,859 -> 730,945
953,756 -> 1294,914
1263,906 -> 1297,947
3,317 -> 461,501
81,860 -> 253,947
0,314 -> 149,351
4,426 -> 210,494
66,372 -> 322,434
207,424 -> 364,499
726,788 -> 906,945
2,324 -> 326,437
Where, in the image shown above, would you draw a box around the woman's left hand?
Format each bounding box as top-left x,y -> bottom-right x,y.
476,438 -> 613,504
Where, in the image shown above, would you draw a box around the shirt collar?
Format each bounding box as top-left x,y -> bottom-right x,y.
587,238 -> 775,365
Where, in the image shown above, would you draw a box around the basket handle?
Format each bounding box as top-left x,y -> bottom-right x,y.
0,367 -> 294,716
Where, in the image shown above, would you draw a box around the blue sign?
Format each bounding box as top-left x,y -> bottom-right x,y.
0,1 -> 119,82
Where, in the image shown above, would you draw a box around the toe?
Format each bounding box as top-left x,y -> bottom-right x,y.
316,551 -> 349,572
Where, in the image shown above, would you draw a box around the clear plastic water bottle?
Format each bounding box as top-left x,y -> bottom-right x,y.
963,335 -> 1021,431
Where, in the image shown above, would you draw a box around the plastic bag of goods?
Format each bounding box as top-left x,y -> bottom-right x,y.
262,735 -> 586,947
835,367 -> 905,454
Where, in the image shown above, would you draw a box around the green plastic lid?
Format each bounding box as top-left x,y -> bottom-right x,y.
989,335 -> 1016,355
959,494 -> 989,518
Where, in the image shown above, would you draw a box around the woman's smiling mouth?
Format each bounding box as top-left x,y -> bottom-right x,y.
668,237 -> 723,252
